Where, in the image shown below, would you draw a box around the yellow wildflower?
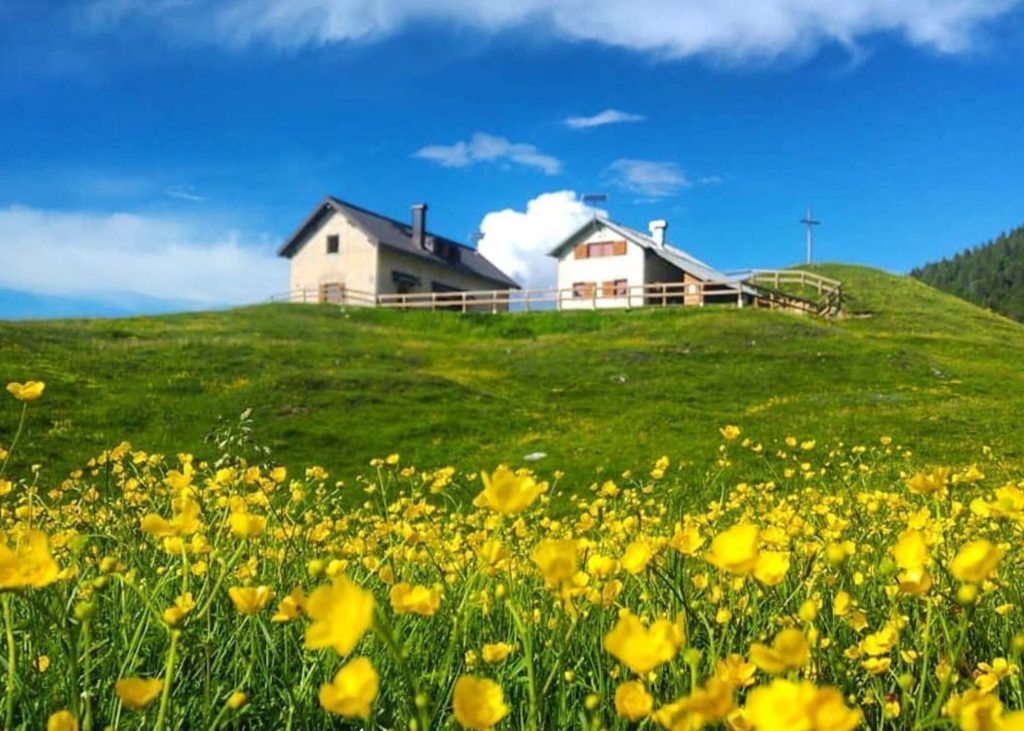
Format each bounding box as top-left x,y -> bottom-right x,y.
228,585 -> 275,615
228,511 -> 266,539
474,466 -> 545,515
319,657 -> 379,719
621,540 -> 654,575
749,628 -> 810,675
115,677 -> 163,710
604,612 -> 684,674
271,587 -> 306,623
389,582 -> 441,616
0,530 -> 60,589
614,680 -> 653,721
950,540 -> 1003,584
753,551 -> 790,587
707,524 -> 759,575
452,676 -> 509,730
481,642 -> 514,664
305,575 -> 375,657
46,711 -> 78,731
532,539 -> 578,586
6,381 -> 45,401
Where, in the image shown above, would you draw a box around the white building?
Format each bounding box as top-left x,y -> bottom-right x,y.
548,216 -> 748,310
278,196 -> 519,305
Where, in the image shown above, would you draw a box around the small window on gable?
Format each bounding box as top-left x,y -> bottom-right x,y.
326,234 -> 340,254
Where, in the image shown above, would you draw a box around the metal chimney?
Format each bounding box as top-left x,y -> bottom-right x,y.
648,219 -> 668,246
412,203 -> 428,249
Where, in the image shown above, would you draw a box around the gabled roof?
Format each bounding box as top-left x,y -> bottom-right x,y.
278,196 -> 520,289
547,216 -> 727,282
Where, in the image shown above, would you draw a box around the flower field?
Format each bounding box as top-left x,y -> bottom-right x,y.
3,382 -> 1024,730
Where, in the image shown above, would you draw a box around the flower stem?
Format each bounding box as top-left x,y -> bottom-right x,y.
507,601 -> 539,731
154,629 -> 181,731
374,614 -> 430,731
0,403 -> 28,479
2,594 -> 15,731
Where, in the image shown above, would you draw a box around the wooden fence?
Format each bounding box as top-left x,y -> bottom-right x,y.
268,269 -> 843,317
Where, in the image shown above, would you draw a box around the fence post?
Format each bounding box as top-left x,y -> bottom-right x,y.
525,290 -> 531,313
492,291 -> 498,315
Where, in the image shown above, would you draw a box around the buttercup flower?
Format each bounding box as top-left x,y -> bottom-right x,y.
604,612 -> 684,675
319,657 -> 379,719
707,524 -> 760,575
950,539 -> 1003,584
749,628 -> 810,675
389,582 -> 441,616
228,585 -> 275,615
115,677 -> 163,710
614,680 -> 653,721
0,530 -> 60,589
6,381 -> 45,401
305,575 -> 375,656
46,710 -> 78,731
452,676 -> 509,730
474,466 -> 546,515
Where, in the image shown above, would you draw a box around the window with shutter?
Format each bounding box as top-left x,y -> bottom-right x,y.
602,281 -> 616,297
613,241 -> 627,256
574,244 -> 589,259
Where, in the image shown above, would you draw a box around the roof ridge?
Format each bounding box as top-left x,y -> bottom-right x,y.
328,196 -> 474,251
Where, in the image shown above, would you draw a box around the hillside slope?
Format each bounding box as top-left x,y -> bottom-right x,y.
2,264 -> 1023,483
911,222 -> 1024,321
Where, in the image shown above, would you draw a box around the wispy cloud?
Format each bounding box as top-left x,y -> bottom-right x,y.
0,205 -> 284,306
415,132 -> 562,175
165,185 -> 207,202
563,109 -> 646,130
605,159 -> 690,198
82,0 -> 1021,61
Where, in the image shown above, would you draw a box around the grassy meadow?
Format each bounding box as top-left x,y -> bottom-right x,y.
3,264 -> 1024,730
2,264 -> 1024,485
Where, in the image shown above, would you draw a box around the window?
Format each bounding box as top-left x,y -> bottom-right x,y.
573,240 -> 627,259
573,282 -> 595,299
602,280 -> 628,297
326,234 -> 340,254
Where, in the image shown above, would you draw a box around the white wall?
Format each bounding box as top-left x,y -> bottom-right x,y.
287,211 -> 378,301
555,224 -> 646,310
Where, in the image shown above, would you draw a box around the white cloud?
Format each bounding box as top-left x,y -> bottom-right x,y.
478,191 -> 604,287
415,132 -> 562,175
0,205 -> 285,307
83,0 -> 1020,61
564,109 -> 646,129
606,159 -> 690,198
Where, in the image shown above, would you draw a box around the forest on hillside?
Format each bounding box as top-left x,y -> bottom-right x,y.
911,222 -> 1024,322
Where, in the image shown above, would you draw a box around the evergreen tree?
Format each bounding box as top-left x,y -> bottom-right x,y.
910,222 -> 1024,322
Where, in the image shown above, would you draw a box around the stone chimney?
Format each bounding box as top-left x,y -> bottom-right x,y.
412,203 -> 428,249
648,219 -> 668,246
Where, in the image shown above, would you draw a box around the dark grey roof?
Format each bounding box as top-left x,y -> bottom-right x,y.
278,196 -> 520,289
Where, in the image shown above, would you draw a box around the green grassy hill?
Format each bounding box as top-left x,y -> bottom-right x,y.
3,264 -> 1023,484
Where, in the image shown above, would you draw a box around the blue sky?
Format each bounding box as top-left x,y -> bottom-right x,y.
2,1 -> 1024,315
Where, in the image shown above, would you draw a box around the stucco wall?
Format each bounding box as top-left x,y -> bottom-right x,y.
287,211 -> 378,302
556,225 -> 647,310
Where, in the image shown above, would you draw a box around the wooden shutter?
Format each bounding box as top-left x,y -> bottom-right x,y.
613,240 -> 627,256
574,244 -> 589,259
584,282 -> 596,298
602,281 -> 615,297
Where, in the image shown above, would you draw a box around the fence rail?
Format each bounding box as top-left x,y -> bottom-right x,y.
267,269 -> 843,317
